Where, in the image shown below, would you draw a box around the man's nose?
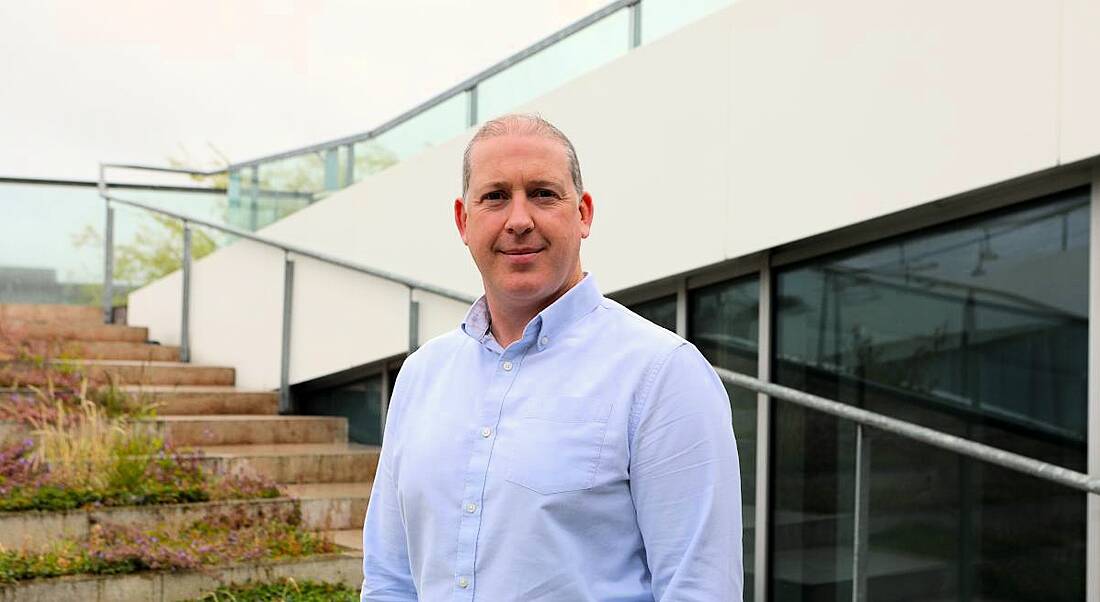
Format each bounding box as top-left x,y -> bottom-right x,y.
505,193 -> 534,235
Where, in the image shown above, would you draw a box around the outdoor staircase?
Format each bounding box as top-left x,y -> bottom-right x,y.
0,303 -> 376,594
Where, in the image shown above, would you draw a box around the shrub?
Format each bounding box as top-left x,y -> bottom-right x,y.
0,510 -> 335,584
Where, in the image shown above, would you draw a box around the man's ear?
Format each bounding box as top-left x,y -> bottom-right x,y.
578,192 -> 594,239
454,198 -> 469,245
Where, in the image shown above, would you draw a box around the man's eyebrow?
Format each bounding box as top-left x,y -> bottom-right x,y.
526,179 -> 566,190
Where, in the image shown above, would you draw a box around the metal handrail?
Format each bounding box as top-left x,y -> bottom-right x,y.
716,367 -> 1100,494
718,367 -> 1097,602
221,0 -> 641,171
97,162 -> 477,413
102,193 -> 476,304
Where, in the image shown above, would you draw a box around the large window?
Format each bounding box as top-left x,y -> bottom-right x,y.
689,276 -> 759,601
770,189 -> 1089,601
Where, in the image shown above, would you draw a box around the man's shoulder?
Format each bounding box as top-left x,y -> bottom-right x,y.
593,297 -> 687,356
401,327 -> 471,373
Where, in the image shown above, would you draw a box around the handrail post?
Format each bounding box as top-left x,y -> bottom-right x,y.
852,424 -> 871,602
180,222 -> 192,363
629,0 -> 642,48
102,202 -> 115,324
408,288 -> 420,354
466,87 -> 479,128
344,143 -> 356,186
279,253 -> 295,414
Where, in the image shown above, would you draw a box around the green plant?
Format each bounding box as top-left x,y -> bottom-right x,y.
190,578 -> 359,601
0,510 -> 335,584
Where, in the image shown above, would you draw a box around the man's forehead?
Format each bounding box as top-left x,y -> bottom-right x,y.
468,134 -> 571,181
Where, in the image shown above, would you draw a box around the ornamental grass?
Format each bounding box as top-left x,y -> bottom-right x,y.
0,508 -> 335,584
0,398 -> 279,513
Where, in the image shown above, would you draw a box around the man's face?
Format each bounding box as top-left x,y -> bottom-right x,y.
455,133 -> 593,308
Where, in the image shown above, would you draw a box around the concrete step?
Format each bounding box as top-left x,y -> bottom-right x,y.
50,340 -> 181,361
324,529 -> 363,552
59,359 -> 235,386
2,321 -> 147,343
0,304 -> 101,325
198,443 -> 381,484
284,482 -> 373,531
126,385 -> 278,415
151,415 -> 348,446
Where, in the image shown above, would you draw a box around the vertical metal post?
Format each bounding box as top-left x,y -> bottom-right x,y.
249,166 -> 260,231
1087,169 -> 1100,602
279,254 -> 295,414
852,425 -> 871,602
227,169 -> 241,229
180,222 -> 192,363
629,1 -> 642,47
102,203 -> 115,324
754,255 -> 772,602
466,87 -> 479,128
408,288 -> 420,353
379,360 -> 390,443
674,279 -> 688,338
324,147 -> 340,191
345,144 -> 356,186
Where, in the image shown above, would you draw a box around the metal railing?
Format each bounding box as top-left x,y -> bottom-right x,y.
717,367 -> 1100,602
97,163 -> 476,413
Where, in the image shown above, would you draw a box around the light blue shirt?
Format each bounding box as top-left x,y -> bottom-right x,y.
361,274 -> 742,601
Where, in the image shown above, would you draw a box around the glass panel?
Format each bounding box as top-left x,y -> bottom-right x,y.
477,8 -> 632,121
298,374 -> 384,445
0,181 -> 104,305
629,293 -> 677,331
688,275 -> 759,600
773,189 -> 1089,601
641,0 -> 734,44
354,93 -> 468,182
256,153 -> 326,196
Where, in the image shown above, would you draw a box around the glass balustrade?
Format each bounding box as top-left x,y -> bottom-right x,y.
476,7 -> 633,122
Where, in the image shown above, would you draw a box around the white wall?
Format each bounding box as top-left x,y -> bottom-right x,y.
129,0 -> 1100,390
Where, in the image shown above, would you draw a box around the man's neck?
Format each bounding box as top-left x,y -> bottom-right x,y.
485,273 -> 583,349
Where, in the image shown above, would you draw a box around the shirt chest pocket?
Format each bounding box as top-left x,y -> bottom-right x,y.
505,396 -> 614,495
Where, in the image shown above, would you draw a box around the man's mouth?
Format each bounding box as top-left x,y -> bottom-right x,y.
498,247 -> 543,262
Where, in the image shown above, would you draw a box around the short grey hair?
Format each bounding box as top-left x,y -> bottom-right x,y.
461,113 -> 584,199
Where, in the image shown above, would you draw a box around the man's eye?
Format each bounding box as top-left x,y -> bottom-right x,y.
483,191 -> 506,201
532,189 -> 558,198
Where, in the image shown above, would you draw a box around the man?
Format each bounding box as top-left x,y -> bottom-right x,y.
362,114 -> 742,601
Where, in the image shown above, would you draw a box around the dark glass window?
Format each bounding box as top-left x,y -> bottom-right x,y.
298,375 -> 384,445
629,293 -> 677,331
771,189 -> 1089,601
689,276 -> 759,601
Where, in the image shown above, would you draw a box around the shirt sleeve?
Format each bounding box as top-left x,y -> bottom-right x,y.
361,379 -> 419,601
629,343 -> 744,601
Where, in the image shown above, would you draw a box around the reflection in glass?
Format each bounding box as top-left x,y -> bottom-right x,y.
689,275 -> 758,601
298,374 -> 384,445
476,8 -> 631,121
772,190 -> 1089,601
629,294 -> 676,331
641,0 -> 734,44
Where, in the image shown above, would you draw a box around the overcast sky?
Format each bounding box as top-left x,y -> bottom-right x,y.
0,0 -> 607,182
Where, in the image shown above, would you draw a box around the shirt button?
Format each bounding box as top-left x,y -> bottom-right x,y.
539,336 -> 549,346
481,426 -> 492,438
465,502 -> 477,513
458,576 -> 470,588
502,361 -> 513,371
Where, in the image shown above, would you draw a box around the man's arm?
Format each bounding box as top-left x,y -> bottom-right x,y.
361,383 -> 418,601
629,343 -> 744,601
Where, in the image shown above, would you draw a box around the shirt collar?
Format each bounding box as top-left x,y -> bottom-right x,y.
461,273 -> 603,350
